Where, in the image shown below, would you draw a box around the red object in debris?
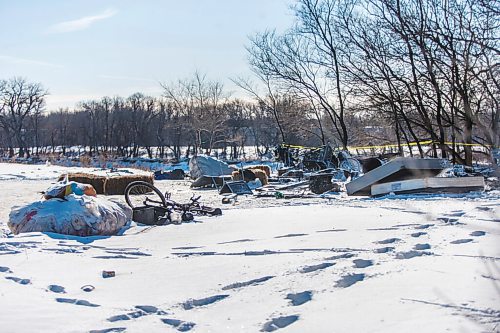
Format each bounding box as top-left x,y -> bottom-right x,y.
25,210 -> 38,222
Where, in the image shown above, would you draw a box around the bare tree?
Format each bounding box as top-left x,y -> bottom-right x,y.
0,77 -> 47,157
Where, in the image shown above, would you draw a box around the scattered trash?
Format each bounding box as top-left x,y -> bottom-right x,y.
309,172 -> 342,194
43,179 -> 97,199
102,271 -> 115,278
221,194 -> 238,204
219,181 -> 253,195
124,181 -> 222,225
189,155 -> 234,179
346,157 -> 449,196
371,176 -> 485,196
190,175 -> 231,189
8,182 -> 131,236
232,168 -> 269,185
154,169 -> 185,180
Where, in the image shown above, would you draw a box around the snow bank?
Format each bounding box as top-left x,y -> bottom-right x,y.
8,195 -> 131,236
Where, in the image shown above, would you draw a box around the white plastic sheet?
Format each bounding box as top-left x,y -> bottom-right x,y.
8,194 -> 132,236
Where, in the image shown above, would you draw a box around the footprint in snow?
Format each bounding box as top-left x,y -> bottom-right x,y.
182,294 -> 229,310
299,262 -> 335,273
437,217 -> 462,225
222,276 -> 274,290
274,233 -> 308,239
413,243 -> 431,250
395,251 -> 432,259
92,255 -> 139,259
437,217 -> 459,223
316,228 -> 347,233
5,276 -> 30,285
47,285 -> 66,293
470,231 -> 486,237
135,305 -> 164,314
353,259 -> 373,268
325,253 -> 355,260
171,246 -> 203,250
107,305 -> 166,322
105,250 -> 152,257
335,273 -> 365,288
393,223 -> 422,228
414,224 -> 434,230
218,238 -> 255,245
367,227 -> 400,231
107,314 -> 131,322
89,328 -> 126,333
450,239 -> 473,244
0,266 -> 12,273
376,238 -> 400,244
261,315 -> 299,332
44,247 -> 83,254
447,211 -> 466,217
402,210 -> 427,215
286,291 -> 312,306
108,311 -> 151,322
56,298 -> 100,307
374,247 -> 394,253
411,232 -> 427,238
161,318 -> 196,332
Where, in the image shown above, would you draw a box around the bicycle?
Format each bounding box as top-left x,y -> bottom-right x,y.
124,181 -> 222,225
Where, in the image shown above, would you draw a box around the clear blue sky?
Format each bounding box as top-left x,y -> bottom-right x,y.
0,0 -> 294,110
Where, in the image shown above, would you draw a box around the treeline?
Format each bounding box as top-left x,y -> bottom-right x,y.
0,74 -> 331,160
0,0 -> 498,165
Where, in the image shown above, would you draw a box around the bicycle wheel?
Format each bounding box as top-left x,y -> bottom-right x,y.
124,181 -> 167,209
340,158 -> 362,174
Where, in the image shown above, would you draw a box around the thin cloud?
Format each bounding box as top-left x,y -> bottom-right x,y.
47,8 -> 117,34
0,55 -> 63,68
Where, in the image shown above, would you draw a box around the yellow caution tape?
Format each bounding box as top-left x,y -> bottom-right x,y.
281,141 -> 496,152
348,141 -> 494,150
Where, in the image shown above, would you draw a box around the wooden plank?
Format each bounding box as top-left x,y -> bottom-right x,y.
371,176 -> 485,196
346,158 -> 448,196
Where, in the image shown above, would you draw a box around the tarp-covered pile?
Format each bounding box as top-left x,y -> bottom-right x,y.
189,155 -> 234,188
8,182 -> 131,236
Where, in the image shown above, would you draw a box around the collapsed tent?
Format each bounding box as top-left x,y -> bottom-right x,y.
8,194 -> 131,236
189,155 -> 234,179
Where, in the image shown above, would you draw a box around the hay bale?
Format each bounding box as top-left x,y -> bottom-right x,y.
104,174 -> 154,195
58,173 -> 107,194
251,169 -> 269,186
231,169 -> 256,182
59,172 -> 154,195
246,165 -> 271,177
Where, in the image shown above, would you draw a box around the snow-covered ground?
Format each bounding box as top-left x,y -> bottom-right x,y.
0,163 -> 499,332
0,163 -> 151,181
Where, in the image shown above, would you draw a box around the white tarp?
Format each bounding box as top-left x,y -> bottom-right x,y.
8,194 -> 131,236
189,155 -> 234,179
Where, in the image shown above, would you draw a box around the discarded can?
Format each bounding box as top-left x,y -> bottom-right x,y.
102,270 -> 115,278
